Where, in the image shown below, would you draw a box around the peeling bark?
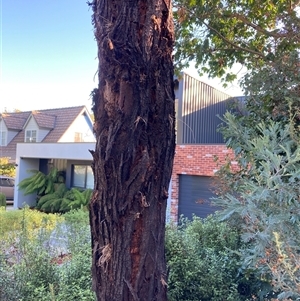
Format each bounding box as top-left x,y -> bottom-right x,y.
88,0 -> 175,300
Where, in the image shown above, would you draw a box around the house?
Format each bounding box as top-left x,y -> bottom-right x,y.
0,106 -> 96,209
0,105 -> 95,162
10,75 -> 239,221
168,73 -> 238,222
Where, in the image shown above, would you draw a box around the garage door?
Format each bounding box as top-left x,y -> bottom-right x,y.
178,175 -> 218,220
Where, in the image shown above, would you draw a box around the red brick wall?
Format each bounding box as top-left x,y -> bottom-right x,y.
170,144 -> 236,222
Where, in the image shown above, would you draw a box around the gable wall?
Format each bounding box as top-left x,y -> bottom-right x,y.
0,119 -> 7,132
59,114 -> 95,142
7,129 -> 19,144
24,117 -> 51,142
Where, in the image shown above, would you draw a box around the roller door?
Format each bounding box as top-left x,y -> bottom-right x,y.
178,175 -> 218,220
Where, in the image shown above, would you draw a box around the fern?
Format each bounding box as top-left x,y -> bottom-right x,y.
40,198 -> 57,213
67,188 -> 92,210
36,193 -> 58,210
82,189 -> 93,205
59,198 -> 73,212
51,198 -> 64,213
55,183 -> 68,197
44,179 -> 55,194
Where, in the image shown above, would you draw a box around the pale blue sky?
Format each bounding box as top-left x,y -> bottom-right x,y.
1,0 -> 98,112
0,1 -> 242,113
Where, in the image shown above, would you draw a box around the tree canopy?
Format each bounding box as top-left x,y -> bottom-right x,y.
174,0 -> 300,82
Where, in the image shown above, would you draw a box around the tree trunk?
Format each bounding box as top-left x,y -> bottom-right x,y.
88,0 -> 175,300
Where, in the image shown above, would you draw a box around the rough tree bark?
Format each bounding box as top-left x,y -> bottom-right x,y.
88,0 -> 175,300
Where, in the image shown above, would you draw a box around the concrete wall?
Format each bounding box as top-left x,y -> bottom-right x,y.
14,157 -> 39,208
16,142 -> 95,160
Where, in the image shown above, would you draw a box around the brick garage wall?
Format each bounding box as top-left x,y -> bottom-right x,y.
170,144 -> 236,222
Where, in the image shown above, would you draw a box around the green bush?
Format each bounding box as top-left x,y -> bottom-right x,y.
36,186 -> 93,213
0,192 -> 6,208
18,167 -> 62,196
166,215 -> 255,301
215,119 -> 300,299
0,208 -> 95,301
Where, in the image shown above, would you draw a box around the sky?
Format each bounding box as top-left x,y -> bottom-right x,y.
0,1 -> 243,113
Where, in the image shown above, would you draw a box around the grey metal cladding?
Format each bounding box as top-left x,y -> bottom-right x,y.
175,73 -> 235,144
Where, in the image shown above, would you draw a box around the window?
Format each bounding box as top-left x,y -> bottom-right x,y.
0,177 -> 14,187
0,131 -> 7,146
74,132 -> 83,142
25,130 -> 37,142
72,165 -> 93,189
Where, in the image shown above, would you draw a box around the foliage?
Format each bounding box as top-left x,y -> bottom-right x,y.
63,208 -> 90,225
18,167 -> 64,196
214,119 -> 300,299
0,157 -> 15,177
0,193 -> 6,208
2,207 -> 288,300
240,51 -> 300,126
0,208 -> 95,301
17,168 -> 93,213
174,0 -> 300,83
36,186 -> 93,213
0,206 -> 62,240
36,183 -> 69,213
166,215 -> 253,301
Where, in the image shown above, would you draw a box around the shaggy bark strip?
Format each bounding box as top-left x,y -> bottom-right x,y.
88,0 -> 175,300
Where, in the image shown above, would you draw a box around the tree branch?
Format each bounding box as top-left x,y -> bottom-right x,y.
202,20 -> 266,58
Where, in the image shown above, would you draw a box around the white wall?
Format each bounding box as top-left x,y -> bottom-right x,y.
16,142 -> 95,160
14,157 -> 39,208
59,113 -> 95,143
39,128 -> 51,142
7,129 -> 19,145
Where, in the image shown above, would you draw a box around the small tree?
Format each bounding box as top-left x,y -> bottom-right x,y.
214,118 -> 300,300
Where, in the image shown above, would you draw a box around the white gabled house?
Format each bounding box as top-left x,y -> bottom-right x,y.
0,105 -> 96,209
0,105 -> 95,161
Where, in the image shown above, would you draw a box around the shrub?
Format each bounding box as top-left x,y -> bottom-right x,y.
0,192 -> 6,208
166,216 -> 247,301
0,208 -> 95,301
214,120 -> 300,299
36,187 -> 93,213
18,167 -> 65,197
0,206 -> 62,240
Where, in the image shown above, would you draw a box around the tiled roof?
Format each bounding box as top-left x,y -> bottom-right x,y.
0,105 -> 88,161
32,112 -> 56,129
1,112 -> 30,130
